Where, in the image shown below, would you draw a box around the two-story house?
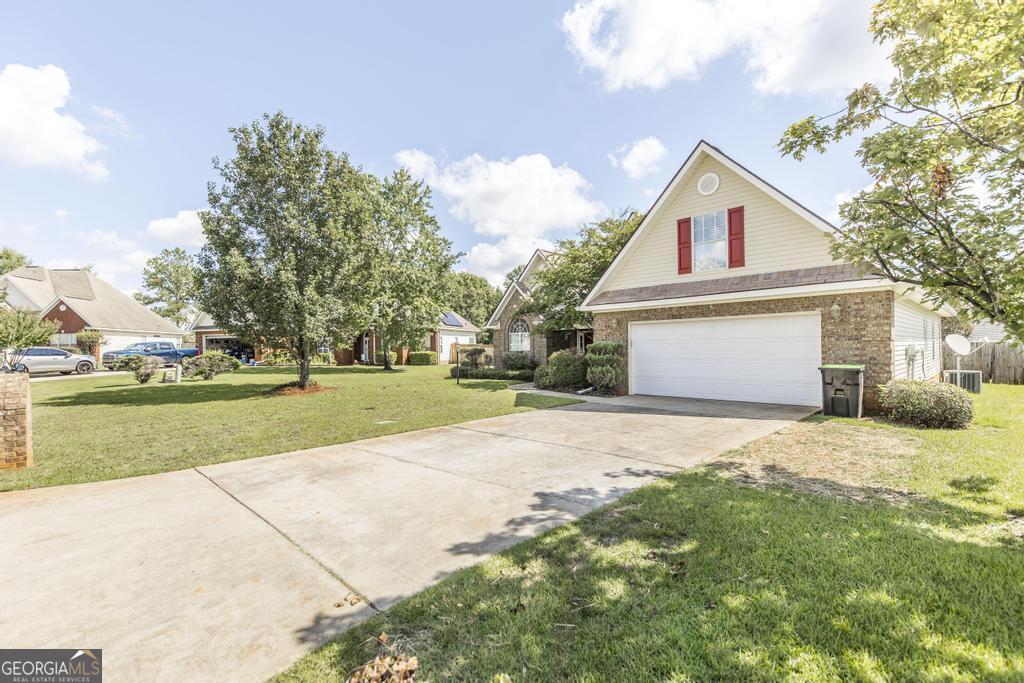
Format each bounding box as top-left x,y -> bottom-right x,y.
579,141 -> 955,409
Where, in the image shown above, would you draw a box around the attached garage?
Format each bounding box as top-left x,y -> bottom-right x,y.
629,313 -> 822,407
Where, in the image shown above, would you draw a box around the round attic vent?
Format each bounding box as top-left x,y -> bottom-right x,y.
697,172 -> 720,195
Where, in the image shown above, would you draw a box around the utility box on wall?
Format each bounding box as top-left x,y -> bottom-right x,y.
0,372 -> 33,469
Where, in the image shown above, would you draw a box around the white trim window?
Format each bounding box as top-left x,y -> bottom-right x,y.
508,319 -> 530,352
693,210 -> 727,272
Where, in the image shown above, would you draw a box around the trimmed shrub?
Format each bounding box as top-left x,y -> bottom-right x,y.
879,379 -> 973,429
130,355 -> 161,384
182,351 -> 242,380
462,347 -> 486,369
502,351 -> 535,371
75,330 -> 104,356
546,349 -> 588,389
586,341 -> 626,394
313,352 -> 333,365
375,351 -> 399,367
263,349 -> 293,366
449,366 -> 534,381
408,351 -> 437,365
533,364 -> 551,389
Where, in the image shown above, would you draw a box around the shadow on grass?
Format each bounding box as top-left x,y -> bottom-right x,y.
280,469 -> 1024,682
37,380 -> 283,407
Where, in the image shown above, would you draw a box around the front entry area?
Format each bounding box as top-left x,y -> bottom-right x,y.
629,312 -> 822,407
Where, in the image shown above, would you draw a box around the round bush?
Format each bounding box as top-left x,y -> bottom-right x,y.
546,349 -> 588,389
879,379 -> 973,429
533,364 -> 551,389
182,351 -> 242,380
502,351 -> 535,372
585,341 -> 626,394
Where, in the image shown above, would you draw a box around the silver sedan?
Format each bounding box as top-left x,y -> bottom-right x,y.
11,347 -> 96,375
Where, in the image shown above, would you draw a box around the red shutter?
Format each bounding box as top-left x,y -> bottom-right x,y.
728,206 -> 745,268
677,218 -> 692,274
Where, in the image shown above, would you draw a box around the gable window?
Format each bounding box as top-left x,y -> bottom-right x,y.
693,210 -> 728,271
508,319 -> 530,352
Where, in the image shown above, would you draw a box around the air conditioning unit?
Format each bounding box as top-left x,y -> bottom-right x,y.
943,370 -> 982,394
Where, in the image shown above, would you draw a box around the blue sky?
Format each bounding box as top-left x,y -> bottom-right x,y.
0,1 -> 890,290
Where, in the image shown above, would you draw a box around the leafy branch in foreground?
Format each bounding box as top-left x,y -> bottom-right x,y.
778,0 -> 1024,341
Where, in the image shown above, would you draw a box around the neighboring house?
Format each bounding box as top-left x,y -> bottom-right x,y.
191,310 -> 479,365
336,312 -> 481,365
969,320 -> 1006,344
485,249 -> 593,368
0,266 -> 184,357
189,312 -> 261,362
579,141 -> 955,409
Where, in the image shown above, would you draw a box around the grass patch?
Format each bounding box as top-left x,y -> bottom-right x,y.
1,365 -> 578,491
279,384 -> 1024,682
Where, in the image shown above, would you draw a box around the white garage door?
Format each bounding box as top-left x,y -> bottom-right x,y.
630,313 -> 822,407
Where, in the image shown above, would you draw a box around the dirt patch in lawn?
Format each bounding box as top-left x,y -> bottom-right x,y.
711,419 -> 922,504
268,382 -> 331,397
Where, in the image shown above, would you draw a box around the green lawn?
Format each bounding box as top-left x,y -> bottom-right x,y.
1,365 -> 576,492
280,385 -> 1024,682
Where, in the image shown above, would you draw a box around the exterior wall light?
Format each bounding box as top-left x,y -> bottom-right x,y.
829,301 -> 842,321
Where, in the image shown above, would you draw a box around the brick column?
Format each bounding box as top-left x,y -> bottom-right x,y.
0,373 -> 33,469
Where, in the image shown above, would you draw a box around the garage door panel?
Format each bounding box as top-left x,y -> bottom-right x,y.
630,314 -> 822,407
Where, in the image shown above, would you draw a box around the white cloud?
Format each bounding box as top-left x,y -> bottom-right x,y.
146,209 -> 205,247
394,149 -> 605,237
828,182 -> 875,224
561,0 -> 893,95
53,208 -> 69,220
609,136 -> 667,179
0,64 -> 109,179
91,105 -> 134,139
78,229 -> 154,286
462,235 -> 555,287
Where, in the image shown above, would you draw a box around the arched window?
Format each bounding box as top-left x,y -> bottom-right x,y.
508,319 -> 530,352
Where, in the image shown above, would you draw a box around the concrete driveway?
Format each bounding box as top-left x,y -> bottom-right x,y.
0,394 -> 812,681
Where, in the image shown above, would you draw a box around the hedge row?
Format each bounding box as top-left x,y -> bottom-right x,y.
449,366 -> 534,381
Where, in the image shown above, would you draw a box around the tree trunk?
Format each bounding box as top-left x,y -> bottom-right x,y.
297,346 -> 311,387
382,336 -> 393,371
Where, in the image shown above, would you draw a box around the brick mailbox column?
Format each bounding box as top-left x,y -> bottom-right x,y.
0,373 -> 33,469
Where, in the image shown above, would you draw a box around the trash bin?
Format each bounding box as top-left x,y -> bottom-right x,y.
819,364 -> 865,418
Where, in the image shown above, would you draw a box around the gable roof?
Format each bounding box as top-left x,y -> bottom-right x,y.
581,140 -> 839,308
439,311 -> 481,333
1,267 -> 184,335
483,249 -> 551,328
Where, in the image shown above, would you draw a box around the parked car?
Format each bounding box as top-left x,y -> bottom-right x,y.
9,347 -> 96,375
102,341 -> 199,369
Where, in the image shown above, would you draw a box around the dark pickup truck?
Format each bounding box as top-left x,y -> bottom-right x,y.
102,342 -> 199,369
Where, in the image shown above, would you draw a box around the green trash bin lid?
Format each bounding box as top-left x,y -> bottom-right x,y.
819,364 -> 865,370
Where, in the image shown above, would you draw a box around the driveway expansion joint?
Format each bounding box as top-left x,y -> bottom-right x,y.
192,466 -> 382,614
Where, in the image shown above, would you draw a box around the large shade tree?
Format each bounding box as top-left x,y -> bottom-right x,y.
369,169 -> 458,370
446,271 -> 501,330
517,210 -> 643,335
778,0 -> 1024,341
133,248 -> 199,328
197,113 -> 377,387
0,247 -> 29,275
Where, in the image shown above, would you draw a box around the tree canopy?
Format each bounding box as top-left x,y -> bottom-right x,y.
0,247 -> 29,275
0,308 -> 60,370
133,248 -> 199,328
517,210 -> 643,335
369,169 -> 458,370
197,112 -> 378,387
446,271 -> 502,329
778,0 -> 1024,341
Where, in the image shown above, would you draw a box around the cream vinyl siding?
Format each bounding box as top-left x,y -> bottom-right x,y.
893,299 -> 942,380
603,156 -> 838,291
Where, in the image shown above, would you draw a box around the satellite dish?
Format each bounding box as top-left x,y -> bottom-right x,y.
945,334 -> 971,356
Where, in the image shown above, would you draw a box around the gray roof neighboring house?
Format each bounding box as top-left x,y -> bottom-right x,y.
969,320 -> 1007,343
0,266 -> 184,335
439,311 -> 480,333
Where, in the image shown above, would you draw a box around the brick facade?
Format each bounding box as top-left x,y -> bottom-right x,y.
593,290 -> 895,409
492,290 -> 548,369
0,373 -> 33,470
41,299 -> 89,334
